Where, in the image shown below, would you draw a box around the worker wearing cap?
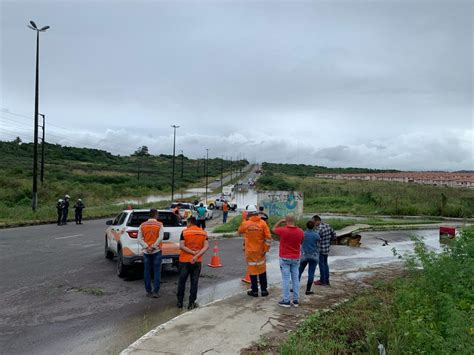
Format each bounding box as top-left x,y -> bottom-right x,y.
177,217 -> 209,310
61,194 -> 70,225
56,199 -> 64,226
138,209 -> 164,298
238,205 -> 272,297
73,199 -> 85,224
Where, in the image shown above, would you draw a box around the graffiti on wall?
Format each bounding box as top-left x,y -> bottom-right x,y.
257,191 -> 304,217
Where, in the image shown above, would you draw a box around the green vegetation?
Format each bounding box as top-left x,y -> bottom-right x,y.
280,227 -> 474,354
259,163 -> 474,217
0,140 -> 247,225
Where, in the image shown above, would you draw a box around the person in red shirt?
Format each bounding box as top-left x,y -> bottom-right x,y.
272,215 -> 304,308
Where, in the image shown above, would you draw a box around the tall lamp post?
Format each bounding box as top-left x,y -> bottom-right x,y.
205,148 -> 209,204
39,113 -> 45,184
28,20 -> 49,211
171,125 -> 180,202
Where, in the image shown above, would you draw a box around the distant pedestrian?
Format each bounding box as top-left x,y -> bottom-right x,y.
238,205 -> 272,297
258,206 -> 269,223
138,209 -> 164,298
272,215 -> 304,308
222,201 -> 230,223
196,203 -> 207,229
176,217 -> 209,310
56,199 -> 64,226
298,220 -> 320,295
74,199 -> 85,224
61,195 -> 70,225
172,204 -> 182,222
313,215 -> 336,286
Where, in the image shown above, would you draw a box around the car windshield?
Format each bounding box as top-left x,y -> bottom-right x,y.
127,211 -> 183,227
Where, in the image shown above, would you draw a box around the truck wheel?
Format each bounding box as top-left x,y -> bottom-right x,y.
209,203 -> 215,210
105,237 -> 114,260
116,248 -> 129,278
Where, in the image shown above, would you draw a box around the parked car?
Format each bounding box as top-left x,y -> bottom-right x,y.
203,205 -> 214,220
104,209 -> 185,277
170,202 -> 197,220
207,198 -> 237,211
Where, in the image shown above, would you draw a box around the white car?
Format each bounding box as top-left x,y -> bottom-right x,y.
104,209 -> 185,277
208,198 -> 237,211
204,205 -> 213,220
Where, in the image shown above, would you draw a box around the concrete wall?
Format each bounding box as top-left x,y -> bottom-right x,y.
257,191 -> 304,218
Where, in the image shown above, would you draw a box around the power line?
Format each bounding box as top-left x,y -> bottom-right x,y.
0,107 -> 70,131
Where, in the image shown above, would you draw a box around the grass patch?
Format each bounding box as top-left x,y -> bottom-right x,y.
259,163 -> 474,218
72,287 -> 105,296
279,227 -> 474,354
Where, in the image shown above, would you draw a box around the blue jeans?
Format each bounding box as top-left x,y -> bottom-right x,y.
144,252 -> 162,293
222,211 -> 228,223
279,258 -> 300,302
319,253 -> 329,285
299,254 -> 319,291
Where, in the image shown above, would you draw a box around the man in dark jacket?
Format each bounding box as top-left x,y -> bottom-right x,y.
61,194 -> 70,225
56,199 -> 64,226
74,199 -> 85,224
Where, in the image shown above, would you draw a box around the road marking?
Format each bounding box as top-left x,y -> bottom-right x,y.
55,234 -> 83,240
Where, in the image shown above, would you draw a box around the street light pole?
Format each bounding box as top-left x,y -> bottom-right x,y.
180,150 -> 184,179
171,125 -> 180,202
220,155 -> 224,193
205,148 -> 209,205
39,113 -> 45,184
28,21 -> 49,211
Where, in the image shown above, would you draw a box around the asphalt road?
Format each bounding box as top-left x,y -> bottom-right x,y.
0,213 -> 249,355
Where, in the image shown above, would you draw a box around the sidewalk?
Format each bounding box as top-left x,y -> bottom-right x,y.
121,264 -> 404,355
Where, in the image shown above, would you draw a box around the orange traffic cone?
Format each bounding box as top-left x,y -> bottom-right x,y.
207,242 -> 223,268
241,271 -> 251,284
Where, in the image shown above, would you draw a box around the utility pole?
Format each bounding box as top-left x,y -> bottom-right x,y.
220,155 -> 224,192
180,150 -> 184,179
28,21 -> 49,211
39,113 -> 45,184
171,125 -> 180,202
205,148 -> 209,204
230,156 -> 233,181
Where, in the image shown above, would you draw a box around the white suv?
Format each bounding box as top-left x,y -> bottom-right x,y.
104,209 -> 185,277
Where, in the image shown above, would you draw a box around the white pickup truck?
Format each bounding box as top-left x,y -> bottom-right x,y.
104,209 -> 185,277
208,197 -> 237,211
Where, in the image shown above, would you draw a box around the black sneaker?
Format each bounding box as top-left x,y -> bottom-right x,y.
146,292 -> 153,298
188,302 -> 199,310
261,290 -> 269,297
153,292 -> 160,298
247,290 -> 258,297
177,302 -> 183,308
305,290 -> 315,295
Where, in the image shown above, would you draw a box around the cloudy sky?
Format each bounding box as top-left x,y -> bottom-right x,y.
1,0 -> 472,170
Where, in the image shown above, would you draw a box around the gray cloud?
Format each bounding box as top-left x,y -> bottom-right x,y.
1,0 -> 472,170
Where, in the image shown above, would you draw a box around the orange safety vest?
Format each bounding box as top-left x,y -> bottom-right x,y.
222,203 -> 229,212
179,225 -> 208,263
238,215 -> 272,275
140,219 -> 164,249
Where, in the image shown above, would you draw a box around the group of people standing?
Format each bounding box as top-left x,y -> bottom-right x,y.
137,204 -> 335,311
239,207 -> 335,308
56,194 -> 85,225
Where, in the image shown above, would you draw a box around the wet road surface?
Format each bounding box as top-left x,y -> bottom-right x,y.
0,218 -> 442,354
0,217 -> 251,355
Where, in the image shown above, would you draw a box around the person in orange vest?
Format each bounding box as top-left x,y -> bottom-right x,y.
238,205 -> 272,297
222,200 -> 230,223
138,209 -> 164,298
177,217 -> 209,310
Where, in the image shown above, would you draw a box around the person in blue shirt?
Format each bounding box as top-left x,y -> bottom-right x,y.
196,203 -> 207,229
298,220 -> 320,295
